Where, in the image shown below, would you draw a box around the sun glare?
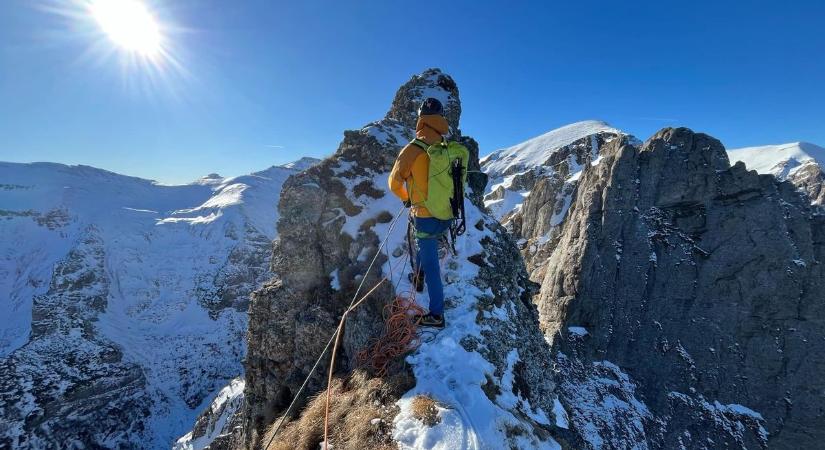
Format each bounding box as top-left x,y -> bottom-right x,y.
89,0 -> 161,57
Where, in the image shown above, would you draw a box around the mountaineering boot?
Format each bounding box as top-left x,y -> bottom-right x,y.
408,271 -> 425,292
419,313 -> 445,329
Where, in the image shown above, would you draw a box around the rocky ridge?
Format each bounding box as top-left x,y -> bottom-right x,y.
525,128 -> 825,449
173,78 -> 824,449
228,68 -> 569,450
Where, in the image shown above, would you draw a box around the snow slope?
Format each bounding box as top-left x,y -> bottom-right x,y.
728,142 -> 825,179
390,205 -> 560,450
0,159 -> 318,448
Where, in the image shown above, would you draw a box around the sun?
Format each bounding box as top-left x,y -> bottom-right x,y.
89,0 -> 162,57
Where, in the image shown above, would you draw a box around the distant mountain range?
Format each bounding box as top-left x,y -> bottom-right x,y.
0,158 -> 319,448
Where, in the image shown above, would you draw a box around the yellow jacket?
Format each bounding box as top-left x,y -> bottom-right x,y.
388,114 -> 450,218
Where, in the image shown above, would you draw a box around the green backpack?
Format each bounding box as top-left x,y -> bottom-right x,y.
411,138 -> 469,221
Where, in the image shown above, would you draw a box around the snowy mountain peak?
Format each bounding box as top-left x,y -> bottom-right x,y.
727,141 -> 825,205
728,141 -> 825,178
386,68 -> 461,131
481,121 -> 628,223
192,173 -> 226,186
279,156 -> 322,172
481,120 -> 623,177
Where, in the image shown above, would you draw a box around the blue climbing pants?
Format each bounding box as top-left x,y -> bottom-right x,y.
414,217 -> 453,316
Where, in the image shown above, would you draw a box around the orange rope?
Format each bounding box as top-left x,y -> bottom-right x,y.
323,278 -> 387,450
322,226 -> 453,448
356,295 -> 427,377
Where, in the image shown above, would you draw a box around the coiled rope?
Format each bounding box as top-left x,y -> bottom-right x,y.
355,294 -> 426,377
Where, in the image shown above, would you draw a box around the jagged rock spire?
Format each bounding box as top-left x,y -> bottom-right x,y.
385,68 -> 462,132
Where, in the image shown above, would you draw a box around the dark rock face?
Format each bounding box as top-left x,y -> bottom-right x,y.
535,128 -> 825,449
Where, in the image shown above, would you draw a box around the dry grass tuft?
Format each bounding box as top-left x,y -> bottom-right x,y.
409,395 -> 442,427
262,368 -> 414,450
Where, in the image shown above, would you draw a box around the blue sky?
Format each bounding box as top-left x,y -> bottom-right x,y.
1,0 -> 823,184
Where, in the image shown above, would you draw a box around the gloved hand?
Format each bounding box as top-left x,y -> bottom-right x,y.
403,199 -> 411,208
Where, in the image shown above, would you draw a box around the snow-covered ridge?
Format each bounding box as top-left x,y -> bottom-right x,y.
481,120 -> 622,178
728,142 -> 825,179
480,121 -> 627,227
174,377 -> 245,450
0,158 -> 318,448
280,156 -> 323,172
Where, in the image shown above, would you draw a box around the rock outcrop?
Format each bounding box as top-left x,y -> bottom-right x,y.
533,128 -> 825,449
237,69 -> 567,450
174,378 -> 246,450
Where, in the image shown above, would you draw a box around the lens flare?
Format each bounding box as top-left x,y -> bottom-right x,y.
89,0 -> 161,57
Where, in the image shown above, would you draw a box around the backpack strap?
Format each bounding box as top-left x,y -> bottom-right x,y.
411,138 -> 449,151
410,139 -> 429,151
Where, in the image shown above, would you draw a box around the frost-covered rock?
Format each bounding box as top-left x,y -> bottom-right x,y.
0,159 -> 318,448
235,68 -> 567,450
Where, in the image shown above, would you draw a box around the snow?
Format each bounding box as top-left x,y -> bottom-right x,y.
484,188 -> 529,221
714,402 -> 764,421
728,142 -> 825,179
568,326 -> 589,337
310,150 -> 561,447
385,201 -> 560,449
481,120 -> 621,178
553,399 -> 569,429
416,72 -> 453,111
363,120 -> 412,147
557,355 -> 652,450
174,378 -> 245,450
330,269 -> 341,290
668,392 -> 769,444
281,157 -> 322,172
549,187 -> 575,227
0,159 -> 310,447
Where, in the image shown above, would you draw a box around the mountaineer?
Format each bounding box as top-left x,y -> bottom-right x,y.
388,97 -> 469,328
